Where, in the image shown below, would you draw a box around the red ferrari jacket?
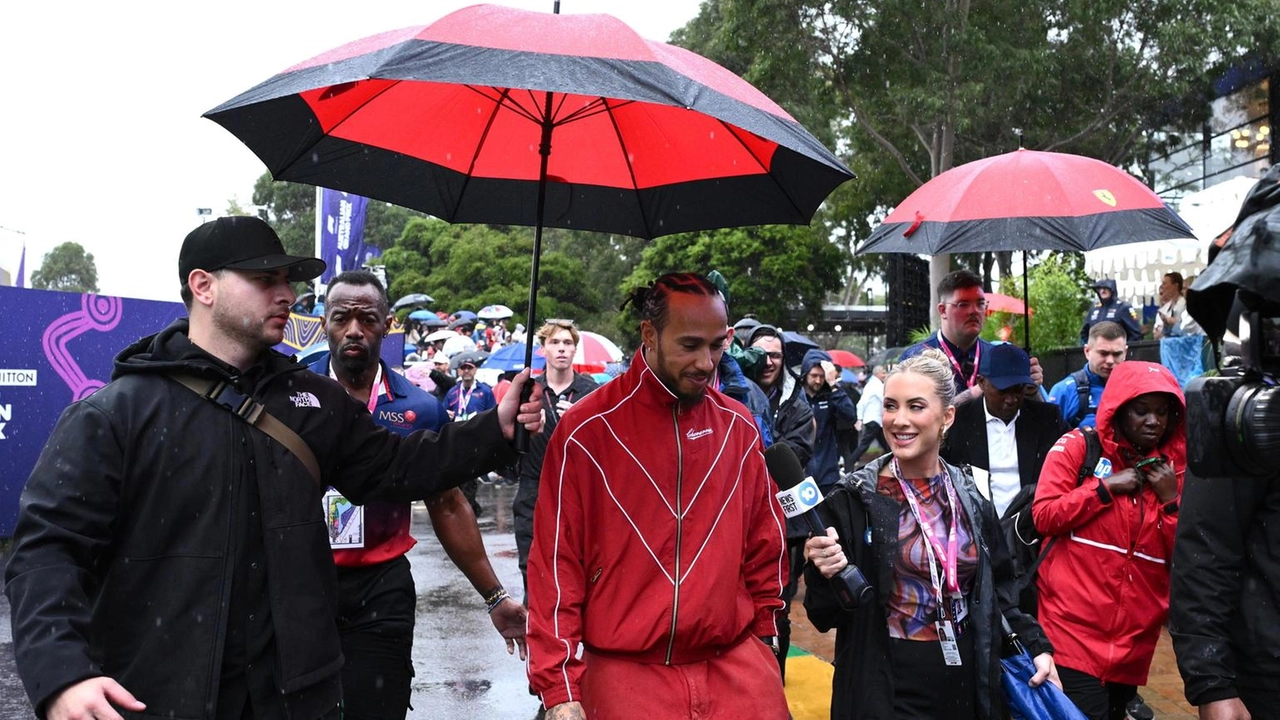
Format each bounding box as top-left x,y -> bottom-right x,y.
1033,361 -> 1186,686
526,349 -> 788,709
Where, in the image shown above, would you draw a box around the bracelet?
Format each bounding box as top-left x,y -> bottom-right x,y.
484,586 -> 510,613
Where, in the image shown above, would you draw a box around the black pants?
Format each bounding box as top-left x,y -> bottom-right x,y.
888,630 -> 977,719
1057,665 -> 1135,720
336,557 -> 416,720
513,476 -> 538,603
850,421 -> 886,465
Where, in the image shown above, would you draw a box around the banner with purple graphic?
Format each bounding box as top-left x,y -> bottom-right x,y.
318,189 -> 378,284
0,286 -> 406,537
0,287 -> 186,536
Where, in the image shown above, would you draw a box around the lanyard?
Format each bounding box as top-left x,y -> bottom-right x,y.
936,331 -> 979,389
892,458 -> 961,612
330,361 -> 385,414
458,384 -> 475,415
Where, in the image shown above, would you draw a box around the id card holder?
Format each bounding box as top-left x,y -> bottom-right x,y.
937,620 -> 963,666
323,489 -> 365,549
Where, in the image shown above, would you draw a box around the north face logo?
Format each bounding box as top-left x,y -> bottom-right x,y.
290,392 -> 322,409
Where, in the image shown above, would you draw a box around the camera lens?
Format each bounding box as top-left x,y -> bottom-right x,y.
1226,383 -> 1280,474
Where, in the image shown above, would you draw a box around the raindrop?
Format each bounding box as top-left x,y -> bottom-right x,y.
709,131 -> 716,140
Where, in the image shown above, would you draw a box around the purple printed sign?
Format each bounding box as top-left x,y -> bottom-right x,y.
0,286 -> 186,536
318,189 -> 377,284
0,286 -> 404,537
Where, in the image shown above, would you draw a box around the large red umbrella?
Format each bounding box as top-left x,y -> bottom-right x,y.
206,4 -> 852,445
858,148 -> 1193,349
983,292 -> 1030,316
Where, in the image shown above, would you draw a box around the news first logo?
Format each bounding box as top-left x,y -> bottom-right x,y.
775,477 -> 823,519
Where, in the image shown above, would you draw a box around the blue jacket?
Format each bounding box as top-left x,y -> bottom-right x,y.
799,349 -> 857,490
900,332 -> 994,395
1081,279 -> 1143,343
445,380 -> 496,420
1048,362 -> 1105,429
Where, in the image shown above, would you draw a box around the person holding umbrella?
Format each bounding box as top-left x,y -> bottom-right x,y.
804,348 -> 1059,719
900,270 -> 1045,403
3,217 -> 546,720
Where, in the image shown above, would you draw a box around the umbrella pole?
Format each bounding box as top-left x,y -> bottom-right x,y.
515,91 -> 557,452
1022,253 -> 1031,354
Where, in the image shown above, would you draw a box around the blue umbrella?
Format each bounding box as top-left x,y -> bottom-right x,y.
482,342 -> 533,372
408,310 -> 448,328
451,310 -> 479,322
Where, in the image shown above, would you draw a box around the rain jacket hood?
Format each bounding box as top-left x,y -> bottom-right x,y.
1095,360 -> 1186,461
801,348 -> 833,385
1091,278 -> 1120,305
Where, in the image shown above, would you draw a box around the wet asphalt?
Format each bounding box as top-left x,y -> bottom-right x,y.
0,482 -> 541,719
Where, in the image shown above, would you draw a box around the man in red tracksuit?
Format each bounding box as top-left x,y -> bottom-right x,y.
525,273 -> 789,720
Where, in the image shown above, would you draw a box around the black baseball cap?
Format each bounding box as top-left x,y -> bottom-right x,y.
179,216 -> 326,283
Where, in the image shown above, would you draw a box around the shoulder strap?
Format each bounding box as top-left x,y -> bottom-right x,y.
168,372 -> 322,485
1070,369 -> 1092,426
1076,426 -> 1101,486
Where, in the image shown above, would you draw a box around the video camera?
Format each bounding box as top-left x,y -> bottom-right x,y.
1184,165 -> 1280,478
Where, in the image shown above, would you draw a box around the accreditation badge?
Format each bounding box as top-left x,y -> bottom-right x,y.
323,489 -> 365,549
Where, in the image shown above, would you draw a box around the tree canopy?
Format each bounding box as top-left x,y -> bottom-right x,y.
31,241 -> 98,293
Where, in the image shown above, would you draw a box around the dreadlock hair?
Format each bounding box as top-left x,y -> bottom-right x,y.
621,272 -> 724,332
327,270 -> 390,316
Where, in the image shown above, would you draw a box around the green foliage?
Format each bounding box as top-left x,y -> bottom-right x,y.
31,241 -> 98,293
1002,255 -> 1092,351
618,224 -> 845,346
381,218 -> 605,331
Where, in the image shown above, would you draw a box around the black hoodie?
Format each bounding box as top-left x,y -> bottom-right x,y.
5,318 -> 513,719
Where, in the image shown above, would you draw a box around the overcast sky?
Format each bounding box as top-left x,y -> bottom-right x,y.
0,1 -> 705,301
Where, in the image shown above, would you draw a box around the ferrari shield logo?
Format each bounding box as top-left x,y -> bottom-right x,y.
1093,189 -> 1117,207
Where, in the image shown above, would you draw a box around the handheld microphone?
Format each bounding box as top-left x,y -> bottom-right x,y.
763,444 -> 874,609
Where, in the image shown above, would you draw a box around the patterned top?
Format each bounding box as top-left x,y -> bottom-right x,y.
877,470 -> 980,641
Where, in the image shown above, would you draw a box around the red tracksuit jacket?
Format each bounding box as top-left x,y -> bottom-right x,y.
526,350 -> 788,708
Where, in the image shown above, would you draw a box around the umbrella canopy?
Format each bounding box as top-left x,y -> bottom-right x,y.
392,292 -> 434,311
450,310 -> 479,322
478,304 -> 514,321
442,335 -> 479,358
423,328 -> 457,344
206,4 -> 852,417
450,349 -> 490,368
827,349 -> 865,368
577,331 -> 624,365
983,292 -> 1031,316
482,342 -> 532,372
859,149 -> 1193,255
858,149 -> 1193,350
407,308 -> 445,322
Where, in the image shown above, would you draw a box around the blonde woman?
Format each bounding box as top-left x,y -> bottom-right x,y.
804,348 -> 1060,719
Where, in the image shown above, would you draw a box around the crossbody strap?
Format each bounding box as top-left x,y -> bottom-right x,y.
168,372 -> 322,485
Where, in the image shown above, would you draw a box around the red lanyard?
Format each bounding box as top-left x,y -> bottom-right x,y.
330,361 -> 386,414
936,331 -> 979,389
892,458 -> 961,607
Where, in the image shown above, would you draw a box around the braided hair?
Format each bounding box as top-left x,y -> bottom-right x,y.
621,273 -> 724,332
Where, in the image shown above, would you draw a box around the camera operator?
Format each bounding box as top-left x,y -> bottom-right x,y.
1169,165 -> 1280,720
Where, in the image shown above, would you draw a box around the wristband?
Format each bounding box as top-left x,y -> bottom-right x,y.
484,586 -> 510,613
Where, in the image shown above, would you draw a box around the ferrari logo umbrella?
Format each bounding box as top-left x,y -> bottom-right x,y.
858,148 -> 1194,350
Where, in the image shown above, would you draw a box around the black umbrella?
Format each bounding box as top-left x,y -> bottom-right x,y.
450,350 -> 491,368
392,293 -> 434,312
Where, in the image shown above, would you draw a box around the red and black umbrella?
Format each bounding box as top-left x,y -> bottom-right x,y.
858,148 -> 1193,349
206,4 -> 852,440
860,149 -> 1192,255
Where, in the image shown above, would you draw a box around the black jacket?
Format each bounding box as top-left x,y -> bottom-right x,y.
1170,467 -> 1280,707
803,457 -> 1052,719
517,372 -> 600,484
4,319 -> 514,719
941,398 -> 1069,505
